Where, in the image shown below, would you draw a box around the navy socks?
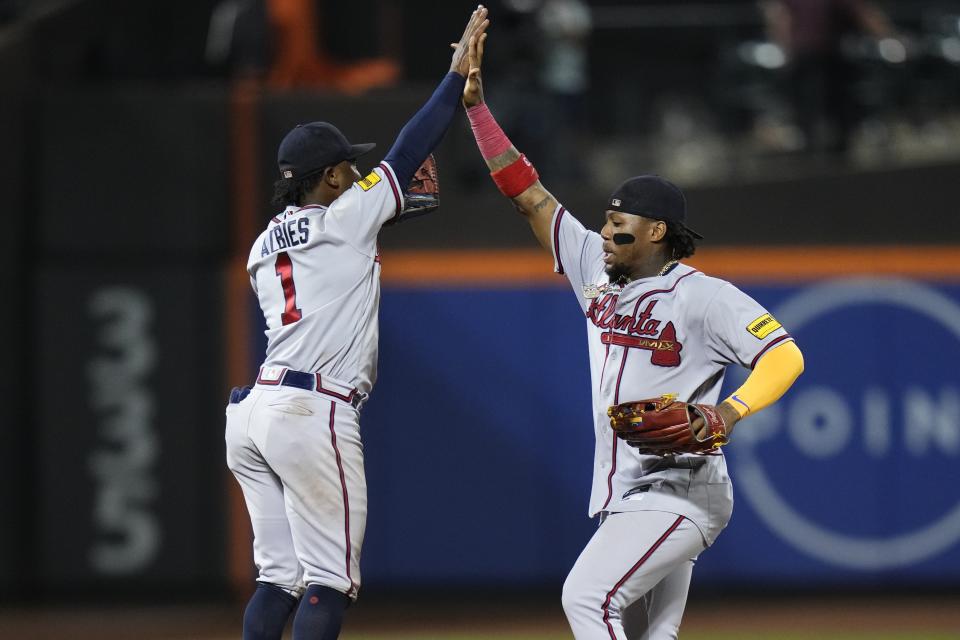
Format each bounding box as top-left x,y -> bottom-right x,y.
291,584 -> 350,639
242,581 -> 299,640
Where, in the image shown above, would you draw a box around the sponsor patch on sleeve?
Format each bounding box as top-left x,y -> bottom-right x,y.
747,313 -> 782,339
357,171 -> 381,191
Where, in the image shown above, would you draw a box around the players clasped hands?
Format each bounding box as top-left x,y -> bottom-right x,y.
226,5 -> 803,639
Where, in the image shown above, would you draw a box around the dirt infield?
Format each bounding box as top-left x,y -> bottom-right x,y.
1,594 -> 958,639
340,595 -> 960,639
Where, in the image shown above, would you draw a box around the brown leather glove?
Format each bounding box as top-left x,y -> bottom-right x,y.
400,154 -> 439,217
607,394 -> 729,456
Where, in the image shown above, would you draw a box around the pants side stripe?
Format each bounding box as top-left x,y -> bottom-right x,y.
327,400 -> 355,595
601,515 -> 686,639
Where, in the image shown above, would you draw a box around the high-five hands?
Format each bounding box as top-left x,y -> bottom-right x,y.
462,22 -> 487,108
449,5 -> 489,77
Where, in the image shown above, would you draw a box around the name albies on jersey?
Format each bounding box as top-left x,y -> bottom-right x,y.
246,161 -> 410,395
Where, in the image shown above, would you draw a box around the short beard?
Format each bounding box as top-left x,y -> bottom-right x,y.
605,264 -> 630,284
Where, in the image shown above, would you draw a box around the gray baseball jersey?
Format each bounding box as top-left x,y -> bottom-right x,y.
227,160 -> 409,600
550,204 -> 793,545
246,161 -> 405,395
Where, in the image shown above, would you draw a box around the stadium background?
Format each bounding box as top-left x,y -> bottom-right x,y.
1,0 -> 959,637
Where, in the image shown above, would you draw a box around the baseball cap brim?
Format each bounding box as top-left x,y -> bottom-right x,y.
683,223 -> 705,240
346,142 -> 376,161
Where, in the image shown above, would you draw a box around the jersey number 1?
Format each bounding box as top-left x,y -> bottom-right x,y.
274,252 -> 302,325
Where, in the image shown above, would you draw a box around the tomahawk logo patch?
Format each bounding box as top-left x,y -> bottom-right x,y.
358,171 -> 381,191
747,313 -> 781,339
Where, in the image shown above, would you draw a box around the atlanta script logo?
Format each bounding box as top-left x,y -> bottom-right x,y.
586,294 -> 682,367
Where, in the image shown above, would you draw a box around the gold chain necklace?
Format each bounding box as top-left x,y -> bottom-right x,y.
658,260 -> 679,277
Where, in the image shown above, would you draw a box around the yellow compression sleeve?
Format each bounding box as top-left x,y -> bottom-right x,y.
724,340 -> 804,418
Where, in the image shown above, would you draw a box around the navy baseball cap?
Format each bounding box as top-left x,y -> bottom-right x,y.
607,175 -> 703,239
277,122 -> 376,180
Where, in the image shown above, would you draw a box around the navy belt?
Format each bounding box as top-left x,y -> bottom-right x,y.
229,368 -> 366,409
280,370 -> 319,391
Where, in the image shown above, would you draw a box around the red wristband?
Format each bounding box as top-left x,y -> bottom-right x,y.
490,154 -> 539,198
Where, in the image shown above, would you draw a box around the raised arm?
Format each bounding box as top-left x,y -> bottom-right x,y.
382,5 -> 489,186
462,32 -> 558,252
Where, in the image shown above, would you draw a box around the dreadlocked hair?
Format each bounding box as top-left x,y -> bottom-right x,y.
271,171 -> 326,207
664,223 -> 698,260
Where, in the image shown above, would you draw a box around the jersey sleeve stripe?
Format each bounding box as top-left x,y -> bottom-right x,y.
379,161 -> 403,219
749,334 -> 793,369
552,206 -> 567,275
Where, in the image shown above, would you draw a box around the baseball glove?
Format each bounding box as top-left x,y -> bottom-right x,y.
607,394 -> 729,456
400,154 -> 439,217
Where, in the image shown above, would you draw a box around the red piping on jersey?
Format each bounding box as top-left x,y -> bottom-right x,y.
750,334 -> 792,369
598,343 -> 611,389
256,367 -> 287,385
327,401 -> 357,596
601,349 -> 630,511
379,162 -> 403,219
553,207 -> 567,275
601,437 -> 618,512
613,345 -> 628,402
629,270 -> 700,316
596,275 -> 700,511
601,515 -> 686,639
596,342 -> 612,510
315,373 -> 357,404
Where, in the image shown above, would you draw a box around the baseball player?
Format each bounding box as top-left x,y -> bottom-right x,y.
224,7 -> 489,640
462,35 -> 804,639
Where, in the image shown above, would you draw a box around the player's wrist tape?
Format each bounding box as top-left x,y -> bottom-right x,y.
490,154 -> 539,198
466,104 -> 539,197
466,103 -> 512,159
